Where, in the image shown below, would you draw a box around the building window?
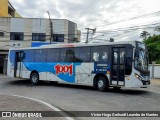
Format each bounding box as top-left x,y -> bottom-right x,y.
52,34 -> 64,42
32,33 -> 45,41
0,32 -> 4,37
10,32 -> 24,41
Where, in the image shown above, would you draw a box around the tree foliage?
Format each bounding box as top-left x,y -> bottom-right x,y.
143,34 -> 160,64
140,31 -> 150,40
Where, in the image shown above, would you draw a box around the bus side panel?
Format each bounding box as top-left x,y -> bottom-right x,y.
46,72 -> 63,82
125,69 -> 143,87
39,72 -> 47,81
21,61 -> 93,85
22,62 -> 47,80
76,63 -> 92,85
21,62 -> 47,80
46,62 -> 93,85
7,50 -> 15,77
23,62 -> 81,83
90,62 -> 111,86
21,62 -> 31,79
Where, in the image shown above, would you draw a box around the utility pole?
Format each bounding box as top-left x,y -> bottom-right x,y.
47,11 -> 53,44
85,28 -> 96,44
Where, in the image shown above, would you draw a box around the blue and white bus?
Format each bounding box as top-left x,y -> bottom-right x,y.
7,41 -> 150,91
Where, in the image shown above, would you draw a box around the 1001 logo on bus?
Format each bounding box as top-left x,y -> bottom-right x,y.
54,64 -> 73,76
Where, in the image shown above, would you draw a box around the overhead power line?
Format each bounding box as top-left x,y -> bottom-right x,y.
79,10 -> 160,30
89,22 -> 160,42
96,22 -> 158,33
84,21 -> 160,35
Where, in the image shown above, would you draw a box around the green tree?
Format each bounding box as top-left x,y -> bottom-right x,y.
140,31 -> 150,40
143,34 -> 160,64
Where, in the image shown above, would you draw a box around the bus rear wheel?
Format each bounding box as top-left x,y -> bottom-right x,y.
97,76 -> 108,92
30,72 -> 39,85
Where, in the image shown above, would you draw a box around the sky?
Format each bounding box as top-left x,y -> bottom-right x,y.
10,0 -> 160,42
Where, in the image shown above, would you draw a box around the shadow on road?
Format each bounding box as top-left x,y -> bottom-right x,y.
7,79 -> 33,87
108,88 -> 149,95
7,79 -> 149,95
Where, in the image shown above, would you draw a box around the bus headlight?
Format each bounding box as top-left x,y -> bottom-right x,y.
135,73 -> 142,81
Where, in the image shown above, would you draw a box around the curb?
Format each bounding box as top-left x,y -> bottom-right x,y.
0,93 -> 74,120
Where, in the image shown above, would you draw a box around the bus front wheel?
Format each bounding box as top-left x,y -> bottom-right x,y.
97,76 -> 108,92
30,72 -> 39,85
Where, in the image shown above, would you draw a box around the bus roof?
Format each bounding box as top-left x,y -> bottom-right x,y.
10,40 -> 139,50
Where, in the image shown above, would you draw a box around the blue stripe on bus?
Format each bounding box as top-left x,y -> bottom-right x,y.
24,62 -> 81,83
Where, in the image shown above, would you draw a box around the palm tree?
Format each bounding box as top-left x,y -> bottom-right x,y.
154,26 -> 160,31
140,31 -> 150,40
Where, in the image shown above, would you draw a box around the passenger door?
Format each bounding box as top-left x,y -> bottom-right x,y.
14,51 -> 24,78
111,47 -> 125,86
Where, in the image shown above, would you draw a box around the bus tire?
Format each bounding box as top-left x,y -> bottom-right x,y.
30,72 -> 39,85
97,76 -> 108,92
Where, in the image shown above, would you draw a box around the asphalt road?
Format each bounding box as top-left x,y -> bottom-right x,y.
0,75 -> 160,120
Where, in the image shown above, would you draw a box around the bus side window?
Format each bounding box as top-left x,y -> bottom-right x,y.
59,48 -> 66,62
47,49 -> 59,62
91,46 -> 109,62
120,50 -> 125,64
75,47 -> 90,62
91,46 -> 100,62
113,51 -> 118,64
92,52 -> 99,62
102,52 -> 108,62
35,49 -> 47,62
65,49 -> 75,62
23,50 -> 35,62
59,48 -> 74,62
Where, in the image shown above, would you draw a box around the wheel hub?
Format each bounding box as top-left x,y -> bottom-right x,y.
98,80 -> 104,88
32,75 -> 37,82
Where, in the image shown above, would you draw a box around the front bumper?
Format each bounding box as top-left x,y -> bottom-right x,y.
142,80 -> 150,85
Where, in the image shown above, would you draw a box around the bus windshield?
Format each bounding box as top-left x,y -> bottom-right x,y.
134,48 -> 148,71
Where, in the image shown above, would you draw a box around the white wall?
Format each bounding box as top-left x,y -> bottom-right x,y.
149,64 -> 160,78
32,18 -> 47,33
52,19 -> 65,34
10,18 -> 24,32
0,18 -> 10,50
0,18 -> 78,50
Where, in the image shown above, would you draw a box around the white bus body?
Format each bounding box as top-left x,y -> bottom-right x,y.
7,41 -> 150,91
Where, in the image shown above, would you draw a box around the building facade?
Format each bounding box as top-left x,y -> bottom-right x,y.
0,17 -> 80,74
0,0 -> 21,17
